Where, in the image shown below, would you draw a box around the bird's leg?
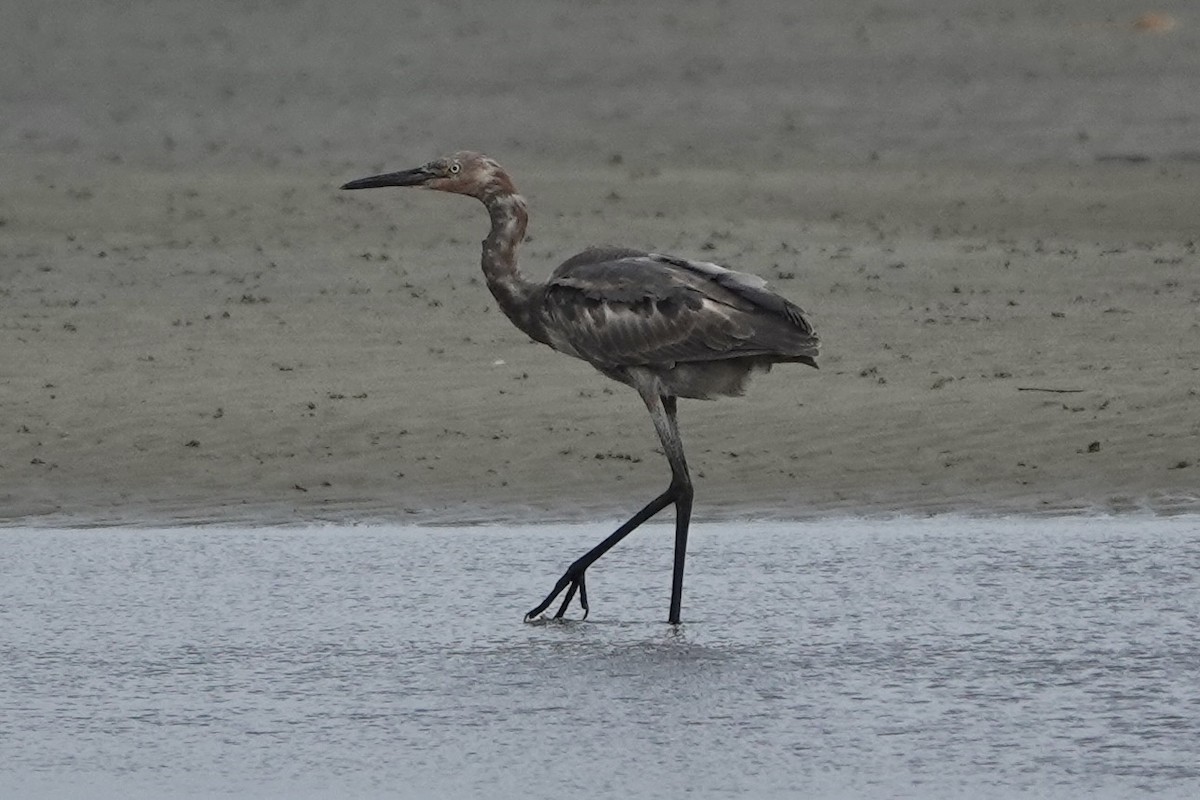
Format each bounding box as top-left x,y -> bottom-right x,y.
524,393 -> 693,624
524,487 -> 675,621
658,396 -> 694,625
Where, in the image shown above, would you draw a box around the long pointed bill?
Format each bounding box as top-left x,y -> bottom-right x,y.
340,166 -> 432,191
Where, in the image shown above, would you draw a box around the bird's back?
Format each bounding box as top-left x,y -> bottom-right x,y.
539,248 -> 818,399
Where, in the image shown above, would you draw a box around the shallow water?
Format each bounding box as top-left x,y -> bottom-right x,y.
2,516 -> 1199,799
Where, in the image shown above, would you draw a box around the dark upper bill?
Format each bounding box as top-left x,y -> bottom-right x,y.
340,166 -> 431,191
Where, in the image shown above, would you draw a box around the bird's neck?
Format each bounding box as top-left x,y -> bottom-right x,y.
479,189 -> 546,343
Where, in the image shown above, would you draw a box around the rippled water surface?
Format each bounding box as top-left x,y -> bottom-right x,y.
2,517 -> 1199,798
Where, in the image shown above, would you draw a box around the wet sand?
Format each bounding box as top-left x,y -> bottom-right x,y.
2,1 -> 1198,525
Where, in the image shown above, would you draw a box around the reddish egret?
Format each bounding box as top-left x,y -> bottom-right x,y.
342,152 -> 819,624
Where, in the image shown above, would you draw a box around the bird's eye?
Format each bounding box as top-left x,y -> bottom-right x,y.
448,162 -> 461,175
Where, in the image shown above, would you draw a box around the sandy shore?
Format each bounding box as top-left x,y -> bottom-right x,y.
3,2 -> 1198,525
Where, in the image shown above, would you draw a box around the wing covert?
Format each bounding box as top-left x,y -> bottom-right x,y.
540,251 -> 818,368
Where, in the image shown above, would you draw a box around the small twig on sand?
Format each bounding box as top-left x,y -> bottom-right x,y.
1017,387 -> 1085,393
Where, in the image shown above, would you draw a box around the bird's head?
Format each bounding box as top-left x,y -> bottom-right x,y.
341,151 -> 512,199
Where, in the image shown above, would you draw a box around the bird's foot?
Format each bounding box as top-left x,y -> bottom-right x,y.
524,569 -> 589,622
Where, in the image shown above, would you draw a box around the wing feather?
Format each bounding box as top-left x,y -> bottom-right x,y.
541,250 -> 818,368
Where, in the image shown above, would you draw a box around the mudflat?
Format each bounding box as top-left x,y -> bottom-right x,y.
3,2 -> 1197,525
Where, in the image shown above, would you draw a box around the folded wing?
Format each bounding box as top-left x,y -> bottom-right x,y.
541,249 -> 819,369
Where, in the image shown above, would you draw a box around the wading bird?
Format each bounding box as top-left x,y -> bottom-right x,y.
342,152 -> 818,624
